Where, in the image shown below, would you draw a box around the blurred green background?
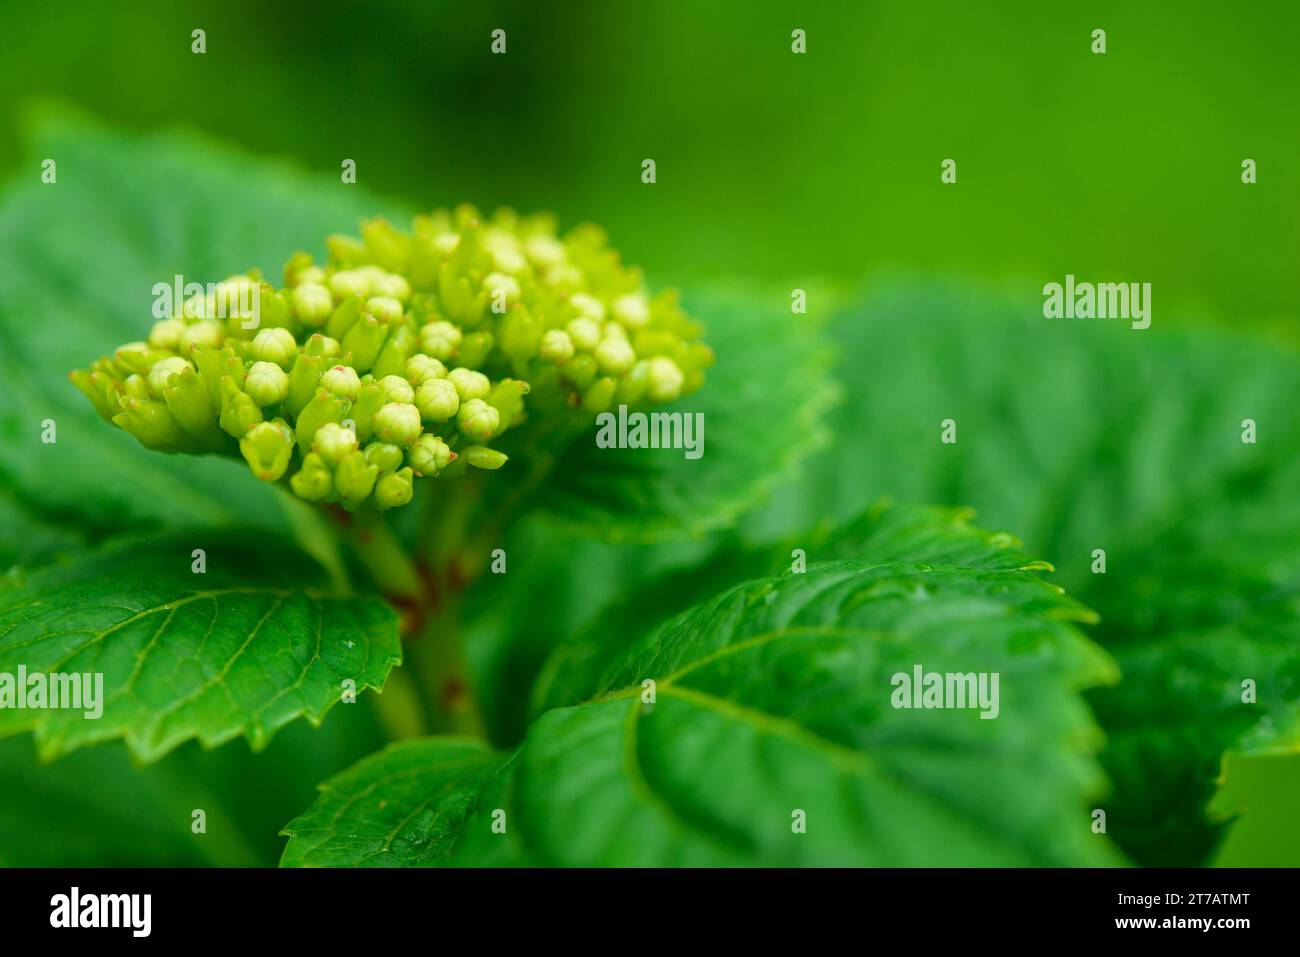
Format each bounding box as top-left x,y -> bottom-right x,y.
2,0 -> 1296,326
2,0 -> 1295,867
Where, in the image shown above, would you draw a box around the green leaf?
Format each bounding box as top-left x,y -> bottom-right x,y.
757,279 -> 1300,864
0,532 -> 401,762
286,506 -> 1121,866
0,109 -> 405,560
531,282 -> 837,542
280,737 -> 526,867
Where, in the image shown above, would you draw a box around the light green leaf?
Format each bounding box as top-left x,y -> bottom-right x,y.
0,533 -> 401,762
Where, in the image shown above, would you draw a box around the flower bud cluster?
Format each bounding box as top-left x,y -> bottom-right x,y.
71,206 -> 711,510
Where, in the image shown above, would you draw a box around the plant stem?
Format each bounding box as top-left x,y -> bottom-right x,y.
339,506 -> 422,600
405,587 -> 487,738
334,502 -> 487,740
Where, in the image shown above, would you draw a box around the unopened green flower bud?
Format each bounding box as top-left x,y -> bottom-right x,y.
124,374 -> 151,401
408,433 -> 454,476
69,369 -> 120,421
325,294 -> 362,340
377,374 -> 415,405
570,292 -> 606,323
369,334 -> 411,380
415,377 -> 460,422
458,330 -> 494,369
594,337 -> 636,376
405,353 -> 447,385
373,402 -> 422,447
350,383 -> 386,441
318,335 -> 342,358
582,376 -> 618,414
612,292 -> 650,329
364,441 -> 404,474
617,359 -> 651,404
447,367 -> 491,401
292,282 -> 334,327
340,312 -> 389,373
486,378 -> 529,431
295,389 -> 348,453
457,398 -> 500,441
601,321 -> 628,340
290,453 -> 333,502
320,364 -> 362,399
286,352 -> 325,416
365,296 -> 404,325
374,466 -> 414,510
645,356 -> 685,402
562,353 -> 598,390
500,305 -> 541,362
147,356 -> 193,398
372,273 -> 411,302
240,419 -> 295,481
116,397 -> 192,451
419,320 -> 462,360
463,445 -> 508,471
483,271 -> 521,306
114,342 -> 157,376
245,360 -> 291,406
162,366 -> 224,445
329,269 -> 369,301
566,317 -> 601,352
334,450 -> 379,507
312,421 -> 359,465
251,328 -> 298,368
218,376 -> 264,437
179,321 -> 225,354
539,329 -> 575,364
148,318 -> 187,350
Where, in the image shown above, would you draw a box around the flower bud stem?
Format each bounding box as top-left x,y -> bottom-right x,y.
333,502 -> 487,738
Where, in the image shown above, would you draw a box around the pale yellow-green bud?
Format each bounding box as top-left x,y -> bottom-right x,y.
179,320 -> 225,353
328,269 -> 369,300
245,361 -> 291,406
374,467 -> 415,510
373,402 -> 423,447
420,320 -> 462,360
148,318 -> 187,350
312,421 -> 360,465
147,356 -> 193,399
371,273 -> 411,302
251,328 -> 298,367
377,374 -> 415,405
365,296 -> 404,325
405,353 -> 447,385
408,433 -> 454,476
566,317 -> 601,352
612,292 -> 650,328
292,282 -> 334,327
645,356 -> 685,402
320,364 -> 361,399
570,292 -> 606,323
415,377 -> 460,422
539,329 -> 575,364
457,398 -> 500,441
447,367 -> 491,401
594,337 -> 636,376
